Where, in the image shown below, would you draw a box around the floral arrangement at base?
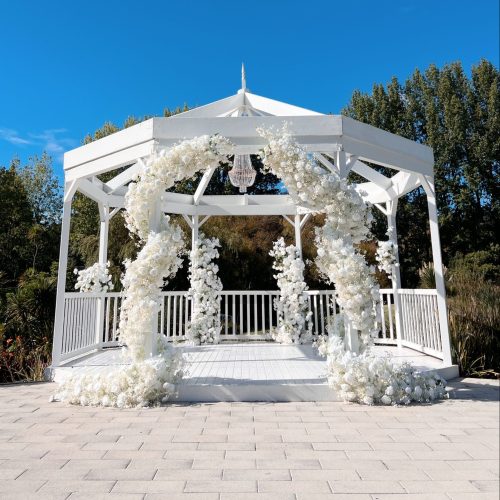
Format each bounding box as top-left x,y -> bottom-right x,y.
319,334 -> 447,405
74,262 -> 113,292
376,227 -> 398,281
269,237 -> 312,344
53,336 -> 183,408
187,236 -> 223,345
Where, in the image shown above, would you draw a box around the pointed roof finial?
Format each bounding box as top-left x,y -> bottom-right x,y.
241,62 -> 247,91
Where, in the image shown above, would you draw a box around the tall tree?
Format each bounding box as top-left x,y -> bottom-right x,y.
343,60 -> 500,285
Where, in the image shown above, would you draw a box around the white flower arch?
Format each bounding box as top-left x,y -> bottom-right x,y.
258,127 -> 379,345
119,135 -> 232,360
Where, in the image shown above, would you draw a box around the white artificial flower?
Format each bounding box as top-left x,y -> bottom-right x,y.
269,238 -> 313,344
74,262 -> 113,293
186,235 -> 223,345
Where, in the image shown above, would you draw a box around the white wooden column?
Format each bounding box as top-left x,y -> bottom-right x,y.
95,203 -> 110,348
386,199 -> 404,349
191,215 -> 199,249
51,181 -> 79,367
421,175 -> 453,366
294,214 -> 302,258
344,321 -> 360,353
98,204 -> 109,264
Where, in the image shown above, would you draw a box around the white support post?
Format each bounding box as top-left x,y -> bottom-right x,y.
336,149 -> 348,178
421,175 -> 453,366
191,215 -> 199,249
51,187 -> 76,367
344,320 -> 360,354
95,203 -> 110,348
386,199 -> 403,349
294,214 -> 302,258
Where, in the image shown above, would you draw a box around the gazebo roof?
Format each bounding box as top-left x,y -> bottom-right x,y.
62,67 -> 434,214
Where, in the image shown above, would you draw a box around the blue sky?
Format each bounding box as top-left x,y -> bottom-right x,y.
0,0 -> 498,180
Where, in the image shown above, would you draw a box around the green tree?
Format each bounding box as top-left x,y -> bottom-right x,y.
343,59 -> 500,285
0,165 -> 34,284
18,153 -> 62,225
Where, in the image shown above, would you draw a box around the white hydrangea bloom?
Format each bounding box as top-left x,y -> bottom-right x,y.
376,227 -> 398,280
74,262 -> 113,293
187,236 -> 223,345
269,237 -> 312,344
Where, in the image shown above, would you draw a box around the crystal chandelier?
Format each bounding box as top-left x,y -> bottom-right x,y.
228,154 -> 256,193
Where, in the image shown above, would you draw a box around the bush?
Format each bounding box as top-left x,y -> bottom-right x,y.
0,269 -> 56,382
0,329 -> 51,382
447,253 -> 500,378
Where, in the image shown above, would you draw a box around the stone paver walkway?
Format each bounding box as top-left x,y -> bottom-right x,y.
0,378 -> 498,500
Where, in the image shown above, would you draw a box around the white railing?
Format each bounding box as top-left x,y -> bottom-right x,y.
60,290 -> 336,361
59,288 -> 445,362
376,288 -> 444,360
159,290 -> 337,340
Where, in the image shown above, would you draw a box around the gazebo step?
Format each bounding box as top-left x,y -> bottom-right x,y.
173,382 -> 339,402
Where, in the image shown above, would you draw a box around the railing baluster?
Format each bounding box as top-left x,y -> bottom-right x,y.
246,293 -> 250,335
254,293 -> 258,335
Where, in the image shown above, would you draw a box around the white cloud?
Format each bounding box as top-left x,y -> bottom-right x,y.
0,128 -> 33,145
0,127 -> 76,163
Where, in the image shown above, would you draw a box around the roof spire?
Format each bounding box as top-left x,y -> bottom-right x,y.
241,63 -> 247,91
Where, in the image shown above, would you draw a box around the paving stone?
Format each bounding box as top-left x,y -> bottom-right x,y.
86,468 -> 157,480
330,480 -> 406,493
112,480 -> 185,493
400,480 -> 481,493
69,494 -> 144,500
185,479 -> 257,492
38,479 -> 115,493
146,494 -> 219,500
155,469 -> 223,480
258,479 -> 331,492
223,469 -> 291,480
220,494 -> 295,500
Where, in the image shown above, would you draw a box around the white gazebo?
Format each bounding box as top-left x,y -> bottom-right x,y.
49,69 -> 458,397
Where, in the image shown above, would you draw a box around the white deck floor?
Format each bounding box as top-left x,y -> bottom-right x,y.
51,342 -> 457,402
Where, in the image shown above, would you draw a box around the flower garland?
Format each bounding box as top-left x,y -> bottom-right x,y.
53,336 -> 183,408
376,227 -> 398,280
269,237 -> 312,343
54,135 -> 232,408
321,334 -> 447,405
187,236 -> 223,345
258,127 -> 379,345
74,262 -> 113,292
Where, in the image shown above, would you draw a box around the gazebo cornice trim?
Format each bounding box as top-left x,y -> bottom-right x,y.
64,115 -> 433,181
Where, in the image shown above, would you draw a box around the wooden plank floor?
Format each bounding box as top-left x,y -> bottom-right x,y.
180,343 -> 327,386
51,343 -> 458,402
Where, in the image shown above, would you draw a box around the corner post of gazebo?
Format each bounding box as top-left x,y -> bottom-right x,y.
95,202 -> 109,349
51,179 -> 79,367
420,174 -> 453,366
386,199 -> 404,349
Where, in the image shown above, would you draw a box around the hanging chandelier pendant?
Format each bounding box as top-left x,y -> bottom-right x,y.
228,154 -> 257,193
